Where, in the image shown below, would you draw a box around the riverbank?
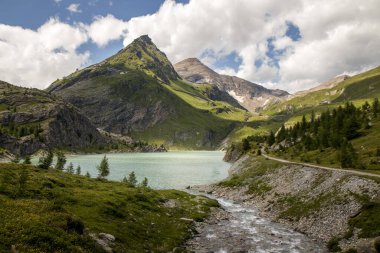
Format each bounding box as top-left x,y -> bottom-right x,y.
0,163 -> 219,252
191,155 -> 380,253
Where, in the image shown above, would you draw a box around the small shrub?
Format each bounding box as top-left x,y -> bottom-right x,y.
327,237 -> 341,252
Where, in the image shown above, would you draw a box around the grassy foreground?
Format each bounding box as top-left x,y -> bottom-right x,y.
0,163 -> 218,253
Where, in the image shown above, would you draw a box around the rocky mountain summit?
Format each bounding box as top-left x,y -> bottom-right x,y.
174,58 -> 289,112
47,36 -> 237,149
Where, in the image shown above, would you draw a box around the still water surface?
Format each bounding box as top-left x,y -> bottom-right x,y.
54,151 -> 230,189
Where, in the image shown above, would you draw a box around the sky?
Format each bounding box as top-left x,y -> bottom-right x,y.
0,0 -> 379,93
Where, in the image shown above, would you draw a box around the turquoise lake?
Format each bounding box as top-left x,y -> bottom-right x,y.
47,151 -> 230,189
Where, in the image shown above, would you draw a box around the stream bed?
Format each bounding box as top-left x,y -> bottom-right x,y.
186,194 -> 327,253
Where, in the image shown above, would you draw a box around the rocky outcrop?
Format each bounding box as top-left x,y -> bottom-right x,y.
174,58 -> 289,112
0,81 -> 107,156
195,155 -> 380,252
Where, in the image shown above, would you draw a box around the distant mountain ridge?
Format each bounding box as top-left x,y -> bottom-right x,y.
292,75 -> 350,98
174,58 -> 289,112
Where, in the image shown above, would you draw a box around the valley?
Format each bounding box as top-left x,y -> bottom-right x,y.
0,34 -> 379,253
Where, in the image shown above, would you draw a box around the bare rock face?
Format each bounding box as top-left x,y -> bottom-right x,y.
174,58 -> 289,112
0,81 -> 107,155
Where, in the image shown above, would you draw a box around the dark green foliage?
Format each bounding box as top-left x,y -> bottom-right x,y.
265,101 -> 378,168
267,131 -> 275,146
349,202 -> 380,238
85,171 -> 91,178
76,165 -> 81,175
327,237 -> 341,252
374,238 -> 380,252
127,171 -> 137,187
141,177 -> 148,187
54,151 -> 66,170
23,155 -> 31,165
376,147 -> 380,157
338,141 -> 358,168
38,150 -> 54,169
373,98 -> 379,117
66,163 -> 74,174
97,155 -> 109,179
242,138 -> 250,151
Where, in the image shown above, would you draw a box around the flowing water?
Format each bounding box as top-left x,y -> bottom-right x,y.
186,195 -> 327,252
37,151 -> 325,252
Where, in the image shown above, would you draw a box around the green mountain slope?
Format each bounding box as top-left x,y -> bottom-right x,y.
0,163 -> 217,252
0,81 -> 107,156
47,35 -> 251,149
263,66 -> 380,118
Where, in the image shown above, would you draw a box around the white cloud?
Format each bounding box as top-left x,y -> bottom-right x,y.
1,0 -> 380,92
0,18 -> 89,89
67,3 -> 81,13
119,0 -> 380,92
85,15 -> 128,47
54,0 -> 62,3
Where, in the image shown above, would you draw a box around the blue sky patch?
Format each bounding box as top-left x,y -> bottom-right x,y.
285,21 -> 301,41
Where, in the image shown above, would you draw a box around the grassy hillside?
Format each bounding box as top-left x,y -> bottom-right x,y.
0,163 -> 218,252
263,66 -> 380,118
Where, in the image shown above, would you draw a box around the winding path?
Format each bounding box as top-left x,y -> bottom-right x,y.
261,152 -> 380,178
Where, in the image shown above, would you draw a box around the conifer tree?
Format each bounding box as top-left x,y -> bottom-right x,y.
38,150 -> 54,169
55,151 -> 66,170
141,177 -> 148,187
97,155 -> 110,179
76,165 -> 81,175
23,155 -> 31,165
267,131 -> 275,146
127,171 -> 137,187
66,162 -> 74,174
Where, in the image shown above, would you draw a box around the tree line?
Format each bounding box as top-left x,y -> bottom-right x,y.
265,98 -> 379,168
13,151 -> 149,187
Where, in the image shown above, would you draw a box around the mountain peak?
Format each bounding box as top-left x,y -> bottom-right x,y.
174,57 -> 289,112
134,34 -> 154,45
105,35 -> 179,83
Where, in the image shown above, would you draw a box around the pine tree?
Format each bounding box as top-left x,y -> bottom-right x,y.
55,151 -> 66,170
85,171 -> 91,178
373,98 -> 379,117
267,131 -> 275,146
76,165 -> 81,175
23,155 -> 31,165
127,171 -> 137,187
38,150 -> 54,169
66,163 -> 74,174
97,155 -> 110,179
311,110 -> 315,124
141,177 -> 148,187
242,138 -> 250,151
